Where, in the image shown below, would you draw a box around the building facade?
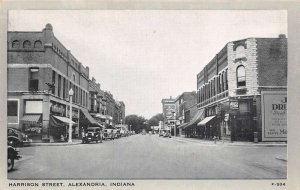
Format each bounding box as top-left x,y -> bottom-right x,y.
161,97 -> 176,131
7,24 -> 99,142
174,92 -> 197,136
195,35 -> 287,142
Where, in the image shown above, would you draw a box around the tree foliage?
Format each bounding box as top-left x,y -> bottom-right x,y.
146,113 -> 163,129
124,114 -> 147,133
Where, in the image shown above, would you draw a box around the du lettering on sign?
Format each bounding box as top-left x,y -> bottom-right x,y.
261,91 -> 287,141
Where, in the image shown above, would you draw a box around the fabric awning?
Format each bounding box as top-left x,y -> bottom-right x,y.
53,115 -> 76,125
184,109 -> 205,129
197,115 -> 216,126
80,109 -> 100,126
21,114 -> 42,124
178,123 -> 188,129
95,114 -> 106,119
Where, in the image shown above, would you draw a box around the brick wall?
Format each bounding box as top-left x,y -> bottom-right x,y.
227,39 -> 259,97
256,38 -> 287,86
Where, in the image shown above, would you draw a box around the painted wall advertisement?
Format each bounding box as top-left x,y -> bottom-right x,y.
261,91 -> 287,141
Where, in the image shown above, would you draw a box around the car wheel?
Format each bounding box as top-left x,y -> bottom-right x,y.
8,157 -> 14,172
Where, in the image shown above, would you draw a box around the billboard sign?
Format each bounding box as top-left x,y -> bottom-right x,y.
261,91 -> 287,141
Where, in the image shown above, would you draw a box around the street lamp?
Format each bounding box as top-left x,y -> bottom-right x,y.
68,88 -> 74,143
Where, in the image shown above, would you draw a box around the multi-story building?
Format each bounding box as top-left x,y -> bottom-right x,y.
161,97 -> 176,131
195,35 -> 287,142
174,91 -> 197,136
7,24 -> 99,142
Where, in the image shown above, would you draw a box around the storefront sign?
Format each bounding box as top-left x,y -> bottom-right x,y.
261,91 -> 287,141
230,101 -> 239,109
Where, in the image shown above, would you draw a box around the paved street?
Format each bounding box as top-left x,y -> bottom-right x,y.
8,134 -> 287,179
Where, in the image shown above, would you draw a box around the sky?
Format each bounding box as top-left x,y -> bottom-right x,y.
8,10 -> 287,119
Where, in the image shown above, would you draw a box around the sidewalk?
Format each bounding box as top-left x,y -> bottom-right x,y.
29,139 -> 82,146
172,136 -> 287,147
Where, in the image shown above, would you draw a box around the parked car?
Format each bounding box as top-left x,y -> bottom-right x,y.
7,127 -> 31,147
163,131 -> 171,138
82,127 -> 102,144
114,129 -> 121,139
7,143 -> 21,171
103,129 -> 115,140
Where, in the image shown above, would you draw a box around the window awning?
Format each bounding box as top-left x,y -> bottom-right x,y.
184,109 -> 205,129
80,109 -> 101,126
53,115 -> 76,125
197,115 -> 216,126
21,114 -> 42,124
95,114 -> 106,119
178,123 -> 188,129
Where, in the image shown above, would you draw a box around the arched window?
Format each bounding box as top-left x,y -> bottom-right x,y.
236,45 -> 245,58
23,40 -> 31,48
12,40 -> 20,48
237,65 -> 246,87
34,40 -> 42,48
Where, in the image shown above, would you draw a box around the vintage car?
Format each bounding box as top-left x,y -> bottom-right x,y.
103,129 -> 115,140
82,127 -> 102,144
7,127 -> 31,147
113,129 -> 121,139
7,142 -> 21,171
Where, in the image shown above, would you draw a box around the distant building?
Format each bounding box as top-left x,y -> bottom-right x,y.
174,92 -> 197,136
161,96 -> 176,130
192,35 -> 287,142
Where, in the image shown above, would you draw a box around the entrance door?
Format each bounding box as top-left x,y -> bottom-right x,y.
235,116 -> 253,141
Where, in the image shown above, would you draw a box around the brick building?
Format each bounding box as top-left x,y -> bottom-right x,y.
174,92 -> 197,136
7,24 -> 99,142
194,35 -> 287,142
161,97 -> 176,130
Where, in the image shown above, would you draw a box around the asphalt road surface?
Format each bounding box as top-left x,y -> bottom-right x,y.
8,134 -> 287,179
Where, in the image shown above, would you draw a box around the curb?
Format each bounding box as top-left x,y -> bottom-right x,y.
29,142 -> 82,146
172,138 -> 287,147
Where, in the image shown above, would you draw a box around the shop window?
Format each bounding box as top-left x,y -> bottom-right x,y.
23,40 -> 31,48
12,40 -> 20,48
29,68 -> 39,91
237,65 -> 246,88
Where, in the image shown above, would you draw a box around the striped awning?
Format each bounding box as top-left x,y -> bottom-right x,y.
21,114 -> 42,124
53,115 -> 76,125
178,123 -> 188,129
197,115 -> 216,126
184,109 -> 205,129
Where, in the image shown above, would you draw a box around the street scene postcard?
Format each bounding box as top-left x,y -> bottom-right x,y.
2,7 -> 295,190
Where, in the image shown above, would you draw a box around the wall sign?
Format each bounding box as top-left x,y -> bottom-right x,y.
261,91 -> 287,141
230,101 -> 239,109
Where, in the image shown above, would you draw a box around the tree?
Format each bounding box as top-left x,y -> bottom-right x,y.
124,114 -> 147,133
146,113 -> 163,129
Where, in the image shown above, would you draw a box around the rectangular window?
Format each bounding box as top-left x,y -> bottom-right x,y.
52,71 -> 56,94
62,77 -> 66,99
7,101 -> 18,116
29,68 -> 39,91
83,91 -> 85,107
7,100 -> 19,124
58,75 -> 61,97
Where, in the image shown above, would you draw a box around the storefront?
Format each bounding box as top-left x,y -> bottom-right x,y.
21,114 -> 43,141
228,97 -> 256,142
184,109 -> 205,138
